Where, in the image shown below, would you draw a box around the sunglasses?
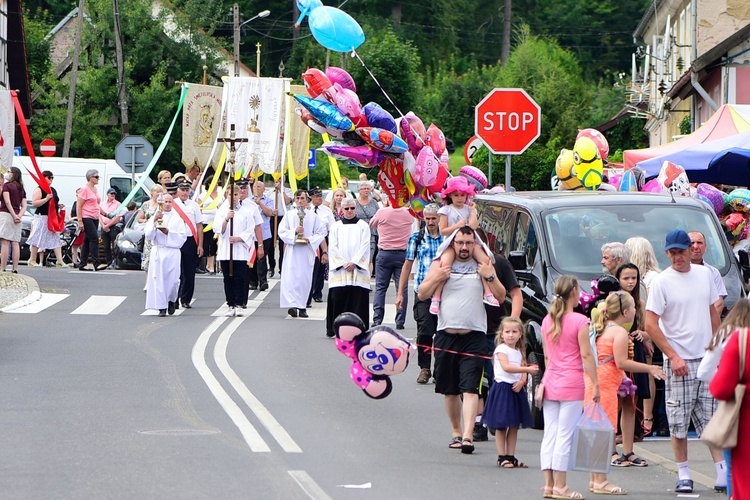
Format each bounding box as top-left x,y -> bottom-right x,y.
92,175 -> 100,179
46,176 -> 54,180
343,207 -> 356,211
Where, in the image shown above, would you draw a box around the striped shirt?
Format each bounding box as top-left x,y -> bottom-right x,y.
405,229 -> 443,294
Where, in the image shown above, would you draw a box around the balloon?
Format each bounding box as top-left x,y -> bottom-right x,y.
459,165 -> 488,191
573,137 -> 603,190
403,169 -> 416,195
724,212 -> 747,237
696,183 -> 726,216
356,127 -> 409,154
608,174 -> 621,190
321,144 -> 385,167
409,192 -> 430,214
295,107 -> 327,135
341,130 -> 366,146
293,94 -> 354,132
363,103 -> 397,133
555,149 -> 584,191
402,151 -> 416,177
727,189 -> 750,214
641,179 -> 661,193
301,68 -> 331,99
308,6 -> 365,53
656,161 -> 691,196
377,157 -> 410,208
412,146 -> 441,187
426,165 -> 449,195
325,66 -> 356,93
424,123 -> 446,157
630,167 -> 646,190
295,0 -> 323,26
329,83 -> 365,127
618,170 -> 638,192
576,128 -> 610,161
399,114 -> 426,156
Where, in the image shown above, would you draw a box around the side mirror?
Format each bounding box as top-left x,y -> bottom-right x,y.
509,250 -> 527,271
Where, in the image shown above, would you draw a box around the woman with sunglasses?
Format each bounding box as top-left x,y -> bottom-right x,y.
76,169 -> 110,271
27,171 -> 68,267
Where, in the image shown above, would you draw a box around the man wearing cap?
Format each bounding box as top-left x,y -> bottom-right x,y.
308,187 -> 333,305
278,190 -> 326,318
164,181 -> 179,196
144,194 -> 187,317
174,180 -> 204,309
100,188 -> 122,268
645,229 -> 725,494
688,230 -> 727,314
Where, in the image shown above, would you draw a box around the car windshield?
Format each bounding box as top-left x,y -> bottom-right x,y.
543,204 -> 728,276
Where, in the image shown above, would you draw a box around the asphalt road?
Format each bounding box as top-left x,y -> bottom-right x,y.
0,267 -> 726,499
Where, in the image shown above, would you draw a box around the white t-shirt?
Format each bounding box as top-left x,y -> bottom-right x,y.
645,264 -> 719,359
438,204 -> 471,227
702,262 -> 727,298
493,343 -> 523,383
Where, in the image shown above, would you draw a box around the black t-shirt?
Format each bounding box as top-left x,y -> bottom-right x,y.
35,186 -> 59,216
485,253 -> 521,336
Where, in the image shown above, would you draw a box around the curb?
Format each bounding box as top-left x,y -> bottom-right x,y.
0,273 -> 41,312
633,443 -> 715,490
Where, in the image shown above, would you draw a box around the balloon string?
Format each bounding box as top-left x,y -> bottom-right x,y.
410,341 -> 493,361
351,50 -> 404,118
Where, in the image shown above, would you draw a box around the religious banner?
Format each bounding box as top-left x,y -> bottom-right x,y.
223,77 -> 286,175
287,84 -> 311,180
0,90 -> 15,174
182,83 -> 224,170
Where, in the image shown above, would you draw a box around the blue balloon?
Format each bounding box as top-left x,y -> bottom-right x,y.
618,169 -> 638,192
295,0 -> 322,26
308,6 -> 365,53
363,102 -> 397,133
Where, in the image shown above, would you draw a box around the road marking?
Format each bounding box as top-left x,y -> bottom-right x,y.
70,295 -> 127,315
210,280 -> 279,316
288,471 -> 332,500
192,317 -> 271,452
214,314 -> 302,453
284,304 -> 399,323
2,293 -> 69,314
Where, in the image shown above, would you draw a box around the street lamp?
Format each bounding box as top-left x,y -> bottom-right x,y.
233,6 -> 270,77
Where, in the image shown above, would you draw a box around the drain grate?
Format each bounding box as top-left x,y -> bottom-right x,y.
138,429 -> 220,436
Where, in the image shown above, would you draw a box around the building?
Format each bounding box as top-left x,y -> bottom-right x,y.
0,0 -> 32,124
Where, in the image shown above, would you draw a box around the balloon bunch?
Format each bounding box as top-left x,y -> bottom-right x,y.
295,0 -> 364,53
295,66 -> 452,218
555,128 -> 609,191
333,312 -> 411,399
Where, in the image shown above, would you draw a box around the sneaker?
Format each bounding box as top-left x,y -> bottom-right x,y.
429,297 -> 440,315
260,283 -> 268,291
226,306 -> 236,317
483,293 -> 500,307
473,423 -> 489,442
416,368 -> 431,384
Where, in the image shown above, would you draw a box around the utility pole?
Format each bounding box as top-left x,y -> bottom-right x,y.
113,0 -> 129,135
501,0 -> 511,66
63,0 -> 85,157
233,3 -> 240,77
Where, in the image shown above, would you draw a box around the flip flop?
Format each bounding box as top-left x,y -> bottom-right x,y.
460,438 -> 474,454
448,436 -> 462,449
675,479 -> 693,493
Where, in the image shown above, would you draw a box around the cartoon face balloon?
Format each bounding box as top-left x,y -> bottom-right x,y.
301,68 -> 332,99
555,149 -> 584,191
657,161 -> 691,197
334,312 -> 411,399
576,128 -> 610,161
573,137 -> 603,190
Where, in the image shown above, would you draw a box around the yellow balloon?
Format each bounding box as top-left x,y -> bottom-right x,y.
573,137 -> 603,190
555,149 -> 584,191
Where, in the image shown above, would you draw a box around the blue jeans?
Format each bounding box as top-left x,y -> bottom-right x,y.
724,448 -> 732,496
372,249 -> 407,326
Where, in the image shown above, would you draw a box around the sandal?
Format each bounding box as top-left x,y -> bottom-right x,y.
460,438 -> 474,454
449,436 -> 462,449
591,481 -> 626,495
642,417 -> 653,437
611,453 -> 631,467
542,486 -> 555,499
498,455 -> 514,468
508,455 -> 528,468
550,486 -> 585,499
621,452 -> 647,467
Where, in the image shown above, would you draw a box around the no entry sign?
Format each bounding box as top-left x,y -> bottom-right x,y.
40,138 -> 56,157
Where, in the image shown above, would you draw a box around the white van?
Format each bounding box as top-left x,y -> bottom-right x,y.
14,156 -> 155,210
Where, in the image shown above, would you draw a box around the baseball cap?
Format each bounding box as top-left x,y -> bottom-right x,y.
107,188 -> 117,195
665,229 -> 691,251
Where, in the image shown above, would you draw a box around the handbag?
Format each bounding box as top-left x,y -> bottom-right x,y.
570,402 -> 614,473
701,328 -> 747,449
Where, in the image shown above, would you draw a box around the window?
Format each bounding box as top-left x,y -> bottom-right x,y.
479,204 -> 515,255
513,212 -> 537,267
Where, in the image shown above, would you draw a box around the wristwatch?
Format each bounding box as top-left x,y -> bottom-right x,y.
485,273 -> 496,282
322,252 -> 327,254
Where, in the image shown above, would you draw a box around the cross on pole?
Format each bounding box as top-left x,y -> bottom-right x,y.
217,123 -> 248,276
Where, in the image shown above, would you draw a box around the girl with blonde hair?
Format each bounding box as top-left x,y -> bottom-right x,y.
625,236 -> 661,289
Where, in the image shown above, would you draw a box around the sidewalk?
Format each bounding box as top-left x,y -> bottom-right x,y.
0,271 -> 40,311
634,436 -> 721,489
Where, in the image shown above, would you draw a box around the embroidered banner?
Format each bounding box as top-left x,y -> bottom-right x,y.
0,90 -> 15,173
181,83 -> 224,171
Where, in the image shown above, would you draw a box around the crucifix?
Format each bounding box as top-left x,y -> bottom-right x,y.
216,124 -> 248,276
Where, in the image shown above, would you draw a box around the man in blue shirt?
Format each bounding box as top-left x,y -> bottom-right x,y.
396,204 -> 443,384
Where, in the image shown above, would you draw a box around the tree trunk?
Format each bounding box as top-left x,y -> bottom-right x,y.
63,0 -> 85,157
501,0 -> 511,66
113,0 -> 129,136
391,2 -> 402,26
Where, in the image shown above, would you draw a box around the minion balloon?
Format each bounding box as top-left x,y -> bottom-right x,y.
555,149 -> 585,191
573,136 -> 603,190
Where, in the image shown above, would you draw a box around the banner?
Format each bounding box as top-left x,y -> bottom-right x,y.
287,84 -> 312,180
182,83 -> 225,171
0,90 -> 15,173
223,77 -> 286,175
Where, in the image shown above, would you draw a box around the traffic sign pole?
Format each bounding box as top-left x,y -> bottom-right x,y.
506,156 -> 511,191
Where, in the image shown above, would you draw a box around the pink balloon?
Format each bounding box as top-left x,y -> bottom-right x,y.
608,173 -> 621,190
641,179 -> 661,193
413,146 -> 441,187
325,66 -> 356,93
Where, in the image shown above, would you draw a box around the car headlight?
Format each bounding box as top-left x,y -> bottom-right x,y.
120,240 -> 136,250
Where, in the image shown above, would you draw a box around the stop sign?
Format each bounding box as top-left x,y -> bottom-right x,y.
40,138 -> 56,157
475,88 -> 541,155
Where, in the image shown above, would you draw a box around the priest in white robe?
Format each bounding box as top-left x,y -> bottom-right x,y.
279,190 -> 326,318
145,194 -> 188,316
325,198 -> 371,337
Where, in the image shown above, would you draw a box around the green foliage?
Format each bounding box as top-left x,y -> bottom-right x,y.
679,114 -> 692,135
23,7 -> 53,84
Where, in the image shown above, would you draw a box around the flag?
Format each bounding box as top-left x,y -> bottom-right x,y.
286,84 -> 312,180
0,90 -> 15,173
182,83 -> 225,171
223,77 -> 286,175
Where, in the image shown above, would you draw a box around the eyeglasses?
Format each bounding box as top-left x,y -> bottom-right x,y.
343,207 -> 356,211
454,240 -> 475,247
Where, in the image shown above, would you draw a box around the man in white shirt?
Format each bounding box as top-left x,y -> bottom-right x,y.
269,178 -> 292,277
308,187 -> 333,305
688,230 -> 727,314
252,180 -> 275,291
174,181 -> 204,309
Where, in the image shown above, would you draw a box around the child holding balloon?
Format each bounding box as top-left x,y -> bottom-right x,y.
430,176 -> 499,314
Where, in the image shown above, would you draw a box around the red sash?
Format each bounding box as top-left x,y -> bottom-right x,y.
172,201 -> 199,244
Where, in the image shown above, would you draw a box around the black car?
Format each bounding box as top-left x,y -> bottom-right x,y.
476,191 -> 745,428
114,213 -> 144,270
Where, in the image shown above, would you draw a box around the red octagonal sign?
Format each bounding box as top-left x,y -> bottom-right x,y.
475,88 -> 541,155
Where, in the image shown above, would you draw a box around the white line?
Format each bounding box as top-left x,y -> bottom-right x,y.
2,293 -> 69,314
191,317 -> 270,452
288,471 -> 333,500
214,315 -> 303,453
70,295 -> 127,315
141,299 -> 191,316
